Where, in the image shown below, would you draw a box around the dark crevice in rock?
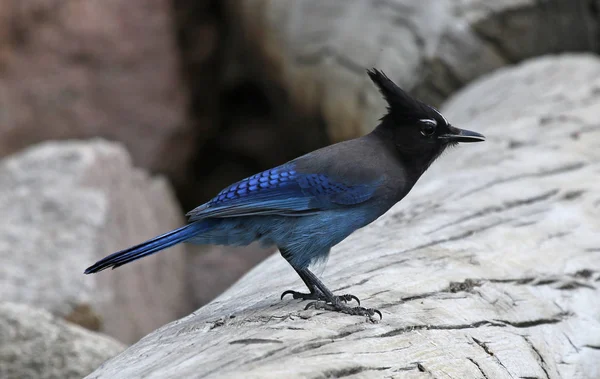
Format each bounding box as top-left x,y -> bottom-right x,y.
363,257 -> 414,275
522,336 -> 551,379
319,366 -> 390,378
473,337 -> 514,377
562,190 -> 586,200
379,320 -> 504,338
468,357 -> 490,379
557,281 -> 595,290
290,340 -> 335,355
378,312 -> 568,338
574,268 -> 596,278
428,190 -> 558,234
499,312 -> 569,328
404,219 -> 509,255
490,277 -> 544,285
490,271 -> 597,290
244,346 -> 288,364
563,333 -> 580,353
400,292 -> 436,302
364,290 -> 391,300
512,220 -> 539,228
456,162 -> 586,200
395,365 -> 419,371
229,338 -> 283,345
334,277 -> 370,292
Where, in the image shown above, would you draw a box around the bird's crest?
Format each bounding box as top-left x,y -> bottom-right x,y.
367,68 -> 446,126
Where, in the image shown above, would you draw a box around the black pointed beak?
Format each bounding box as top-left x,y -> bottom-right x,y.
439,126 -> 485,143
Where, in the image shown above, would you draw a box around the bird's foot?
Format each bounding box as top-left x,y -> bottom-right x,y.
280,290 -> 360,305
305,301 -> 382,322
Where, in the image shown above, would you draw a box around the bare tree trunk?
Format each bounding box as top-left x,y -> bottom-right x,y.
87,54 -> 600,379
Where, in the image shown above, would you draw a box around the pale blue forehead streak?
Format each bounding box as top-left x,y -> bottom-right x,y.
429,106 -> 449,126
419,118 -> 437,125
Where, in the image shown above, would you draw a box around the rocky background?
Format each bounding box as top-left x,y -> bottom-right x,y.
0,0 -> 598,378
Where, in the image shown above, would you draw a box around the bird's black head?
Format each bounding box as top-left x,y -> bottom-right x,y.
368,68 -> 484,167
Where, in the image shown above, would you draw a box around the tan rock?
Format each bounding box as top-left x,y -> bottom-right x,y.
0,0 -> 192,183
186,244 -> 276,307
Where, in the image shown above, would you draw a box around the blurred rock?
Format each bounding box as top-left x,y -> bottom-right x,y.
0,0 -> 194,185
0,139 -> 192,344
227,0 -> 599,142
0,302 -> 125,379
187,244 -> 275,307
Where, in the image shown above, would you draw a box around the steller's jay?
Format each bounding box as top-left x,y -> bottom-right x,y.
85,69 -> 484,320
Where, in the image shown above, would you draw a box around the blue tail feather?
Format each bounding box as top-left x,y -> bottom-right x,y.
84,221 -> 209,274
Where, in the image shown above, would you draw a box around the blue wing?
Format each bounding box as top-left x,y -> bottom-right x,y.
186,163 -> 380,221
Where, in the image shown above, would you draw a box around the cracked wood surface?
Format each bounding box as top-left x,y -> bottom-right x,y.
88,55 -> 600,378
226,0 -> 599,143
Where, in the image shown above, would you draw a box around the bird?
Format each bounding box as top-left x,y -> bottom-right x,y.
84,68 -> 485,320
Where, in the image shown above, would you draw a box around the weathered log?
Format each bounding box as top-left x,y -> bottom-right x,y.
88,54 -> 600,378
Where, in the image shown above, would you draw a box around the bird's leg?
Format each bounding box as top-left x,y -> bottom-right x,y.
279,248 -> 322,301
296,268 -> 381,321
281,270 -> 360,303
279,247 -> 360,305
280,268 -> 325,301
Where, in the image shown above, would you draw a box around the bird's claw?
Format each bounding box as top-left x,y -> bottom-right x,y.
280,290 -> 321,301
336,294 -> 361,306
305,301 -> 382,322
281,290 -> 360,305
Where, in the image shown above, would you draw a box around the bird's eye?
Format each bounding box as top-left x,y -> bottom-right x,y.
419,119 -> 437,137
